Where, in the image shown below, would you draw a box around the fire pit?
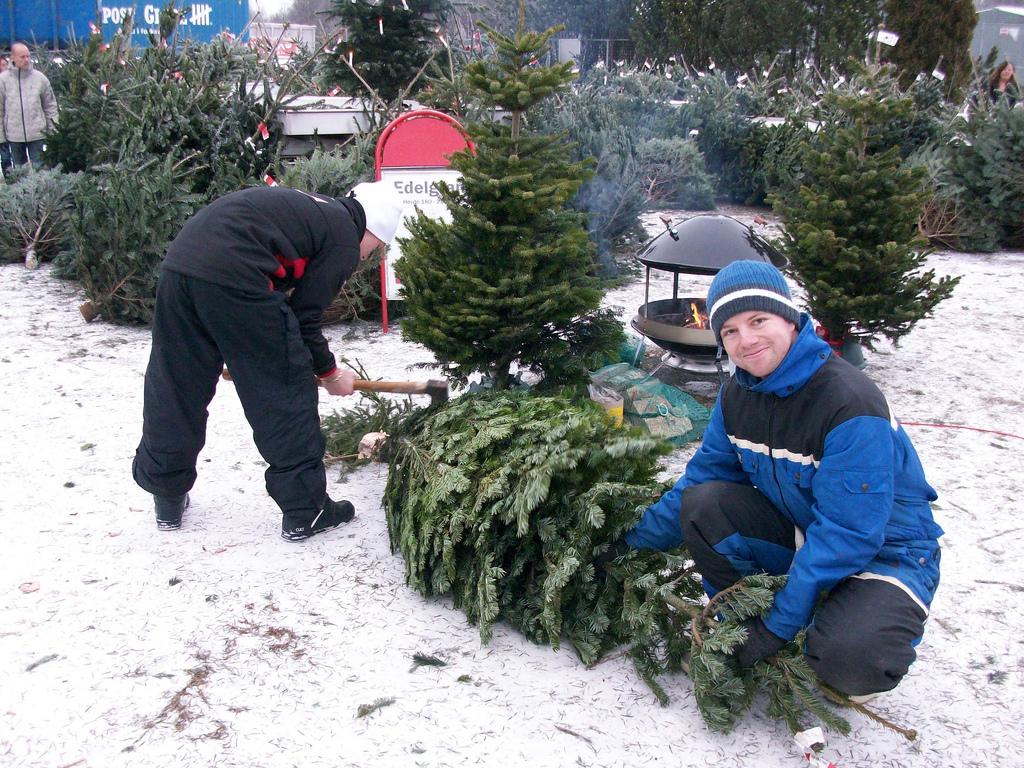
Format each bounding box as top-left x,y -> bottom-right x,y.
633,296 -> 715,362
632,214 -> 786,373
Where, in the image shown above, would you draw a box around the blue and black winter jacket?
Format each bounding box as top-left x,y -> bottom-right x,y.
625,317 -> 943,640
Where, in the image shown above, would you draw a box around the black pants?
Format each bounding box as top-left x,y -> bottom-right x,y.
133,271 -> 327,521
7,140 -> 44,168
680,481 -> 928,696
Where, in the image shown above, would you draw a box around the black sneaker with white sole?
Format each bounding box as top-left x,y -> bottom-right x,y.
281,498 -> 355,541
155,493 -> 190,531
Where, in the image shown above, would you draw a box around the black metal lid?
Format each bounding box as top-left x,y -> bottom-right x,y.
635,214 -> 787,275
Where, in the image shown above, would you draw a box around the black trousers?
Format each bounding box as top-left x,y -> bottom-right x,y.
133,271 -> 327,520
680,481 -> 928,696
7,140 -> 44,168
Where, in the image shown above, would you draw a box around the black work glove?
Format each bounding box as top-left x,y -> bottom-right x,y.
733,617 -> 787,668
593,538 -> 631,569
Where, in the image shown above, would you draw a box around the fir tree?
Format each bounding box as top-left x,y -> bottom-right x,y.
322,0 -> 449,102
804,0 -> 882,72
771,76 -> 959,349
528,0 -> 632,68
383,390 -> 672,662
0,168 -> 80,268
942,105 -> 1024,251
396,8 -> 623,390
885,0 -> 977,100
678,575 -> 850,735
629,0 -> 879,75
45,19 -> 285,199
57,155 -> 203,324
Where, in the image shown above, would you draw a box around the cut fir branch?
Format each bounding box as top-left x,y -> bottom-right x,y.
631,570 -> 918,739
686,574 -> 848,734
409,652 -> 447,670
356,697 -> 396,718
618,567 -> 846,735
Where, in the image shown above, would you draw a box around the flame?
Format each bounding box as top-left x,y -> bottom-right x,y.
690,301 -> 709,329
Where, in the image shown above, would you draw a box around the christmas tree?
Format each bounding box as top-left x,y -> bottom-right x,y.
395,8 -> 622,390
322,0 -> 449,102
771,73 -> 959,350
885,0 -> 976,100
383,390 -> 670,662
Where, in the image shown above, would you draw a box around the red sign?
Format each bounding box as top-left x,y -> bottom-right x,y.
374,110 -> 473,332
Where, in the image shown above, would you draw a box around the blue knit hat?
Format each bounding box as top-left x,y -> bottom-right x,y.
707,260 -> 801,343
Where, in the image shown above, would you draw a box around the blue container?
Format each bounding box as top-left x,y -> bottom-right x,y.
2,0 -> 250,48
2,0 -> 98,47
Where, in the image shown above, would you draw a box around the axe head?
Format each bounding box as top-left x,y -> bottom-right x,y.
424,379 -> 449,406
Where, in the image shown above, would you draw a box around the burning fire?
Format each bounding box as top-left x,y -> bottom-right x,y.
689,300 -> 709,329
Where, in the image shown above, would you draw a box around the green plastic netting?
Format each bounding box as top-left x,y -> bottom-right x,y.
591,363 -> 711,446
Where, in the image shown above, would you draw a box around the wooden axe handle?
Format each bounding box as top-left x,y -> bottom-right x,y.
222,367 -> 441,398
352,379 -> 431,395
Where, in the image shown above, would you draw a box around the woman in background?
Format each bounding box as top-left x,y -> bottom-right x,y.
988,61 -> 1018,106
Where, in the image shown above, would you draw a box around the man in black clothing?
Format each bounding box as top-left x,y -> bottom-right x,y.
133,182 -> 405,541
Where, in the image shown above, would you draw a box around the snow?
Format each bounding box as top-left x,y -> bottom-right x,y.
2,210 -> 1023,768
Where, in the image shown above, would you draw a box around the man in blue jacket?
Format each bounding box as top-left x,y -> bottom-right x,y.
622,260 -> 942,698
133,182 -> 404,541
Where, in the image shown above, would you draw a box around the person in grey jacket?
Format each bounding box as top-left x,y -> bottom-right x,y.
0,53 -> 9,176
0,42 -> 59,170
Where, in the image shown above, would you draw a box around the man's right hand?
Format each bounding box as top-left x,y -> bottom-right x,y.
319,369 -> 356,396
733,617 -> 787,668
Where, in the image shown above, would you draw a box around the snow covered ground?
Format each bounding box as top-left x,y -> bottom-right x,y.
2,211 -> 1022,768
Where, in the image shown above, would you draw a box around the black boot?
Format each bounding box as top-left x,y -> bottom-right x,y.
155,494 -> 189,531
281,498 -> 355,541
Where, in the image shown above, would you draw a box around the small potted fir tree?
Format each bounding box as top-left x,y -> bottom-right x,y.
771,71 -> 959,365
395,9 -> 621,390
